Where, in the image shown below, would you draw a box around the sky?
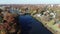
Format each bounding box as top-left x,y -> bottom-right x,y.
0,0 -> 60,4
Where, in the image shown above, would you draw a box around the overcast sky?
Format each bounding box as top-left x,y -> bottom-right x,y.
0,0 -> 60,4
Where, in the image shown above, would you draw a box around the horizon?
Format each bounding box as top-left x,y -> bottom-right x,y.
0,0 -> 60,4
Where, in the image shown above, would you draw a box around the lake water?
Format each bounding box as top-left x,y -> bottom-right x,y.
18,15 -> 53,34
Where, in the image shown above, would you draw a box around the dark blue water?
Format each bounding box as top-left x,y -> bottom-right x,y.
18,15 -> 53,34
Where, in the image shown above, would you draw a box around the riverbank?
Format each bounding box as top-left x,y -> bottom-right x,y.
32,15 -> 60,34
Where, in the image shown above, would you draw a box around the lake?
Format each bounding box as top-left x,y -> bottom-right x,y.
18,15 -> 53,34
